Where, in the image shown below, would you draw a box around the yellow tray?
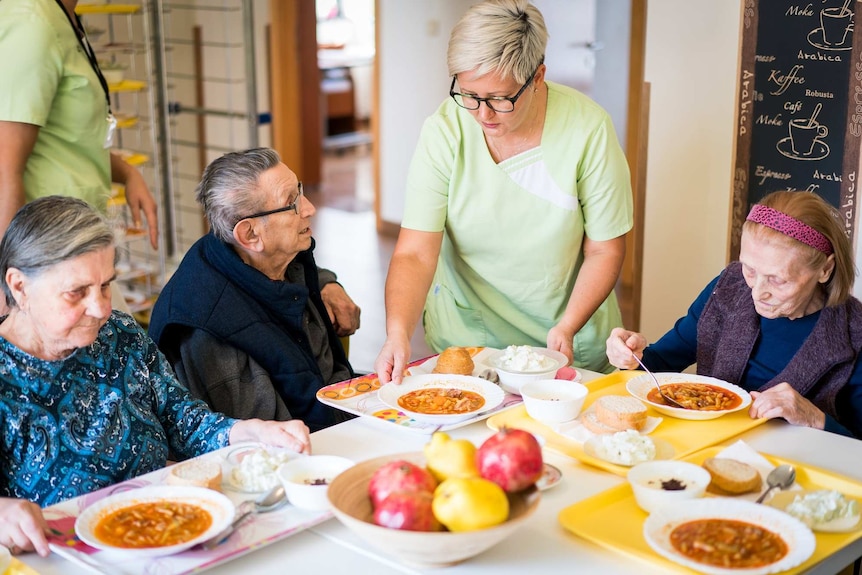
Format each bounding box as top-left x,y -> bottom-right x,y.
8,557 -> 39,575
487,371 -> 767,475
558,445 -> 862,574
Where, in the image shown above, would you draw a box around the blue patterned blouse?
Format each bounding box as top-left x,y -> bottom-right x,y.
0,312 -> 236,505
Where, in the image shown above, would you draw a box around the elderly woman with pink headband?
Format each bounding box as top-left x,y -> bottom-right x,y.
606,190 -> 862,437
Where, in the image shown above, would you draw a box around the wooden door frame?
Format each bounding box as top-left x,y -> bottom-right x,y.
620,0 -> 648,332
269,0 -> 322,185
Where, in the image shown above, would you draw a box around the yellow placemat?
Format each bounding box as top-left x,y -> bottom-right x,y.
8,557 -> 40,575
487,371 -> 767,475
558,446 -> 862,574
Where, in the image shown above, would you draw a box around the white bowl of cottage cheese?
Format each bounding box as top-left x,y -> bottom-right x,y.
224,443 -> 298,493
486,345 -> 569,395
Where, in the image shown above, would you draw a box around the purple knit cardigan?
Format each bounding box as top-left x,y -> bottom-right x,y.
696,262 -> 862,419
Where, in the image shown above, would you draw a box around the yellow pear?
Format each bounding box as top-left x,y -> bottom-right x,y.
423,432 -> 479,482
432,477 -> 509,532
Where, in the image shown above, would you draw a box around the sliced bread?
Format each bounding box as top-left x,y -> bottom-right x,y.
702,457 -> 762,494
593,395 -> 648,432
165,459 -> 223,491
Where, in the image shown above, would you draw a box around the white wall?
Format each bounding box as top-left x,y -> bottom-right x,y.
377,0 -> 476,223
639,1 -> 741,340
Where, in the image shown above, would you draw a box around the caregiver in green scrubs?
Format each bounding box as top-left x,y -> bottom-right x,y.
375,0 -> 633,383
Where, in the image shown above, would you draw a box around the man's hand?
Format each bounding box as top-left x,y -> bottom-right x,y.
321,283 -> 361,336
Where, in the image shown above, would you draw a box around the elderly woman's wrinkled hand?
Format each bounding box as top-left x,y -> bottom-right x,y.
0,498 -> 49,557
321,283 -> 361,337
605,327 -> 647,370
546,324 -> 575,364
749,382 -> 827,429
230,419 -> 312,455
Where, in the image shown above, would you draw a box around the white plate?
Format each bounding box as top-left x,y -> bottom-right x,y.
377,373 -> 505,425
767,489 -> 862,532
536,463 -> 563,491
75,485 -> 235,557
583,435 -> 674,467
626,373 -> 751,420
644,498 -> 815,574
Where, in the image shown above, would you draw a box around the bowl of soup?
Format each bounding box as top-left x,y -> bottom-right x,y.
378,374 -> 505,425
626,373 -> 751,420
75,486 -> 235,557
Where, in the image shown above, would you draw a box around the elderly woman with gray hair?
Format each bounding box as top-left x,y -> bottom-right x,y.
148,147 -> 357,432
0,196 -> 311,557
607,191 -> 862,438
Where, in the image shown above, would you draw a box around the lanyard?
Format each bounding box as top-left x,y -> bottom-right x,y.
52,0 -> 112,113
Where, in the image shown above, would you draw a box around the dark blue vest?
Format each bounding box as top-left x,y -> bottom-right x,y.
149,233 -> 351,431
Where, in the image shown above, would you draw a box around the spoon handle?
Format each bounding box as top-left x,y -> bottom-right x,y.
755,485 -> 776,504
201,500 -> 255,550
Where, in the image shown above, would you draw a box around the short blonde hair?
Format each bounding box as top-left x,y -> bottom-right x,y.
447,0 -> 547,83
743,190 -> 855,306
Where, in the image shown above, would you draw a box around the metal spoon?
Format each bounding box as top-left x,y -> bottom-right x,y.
630,352 -> 687,409
201,484 -> 288,550
755,464 -> 796,504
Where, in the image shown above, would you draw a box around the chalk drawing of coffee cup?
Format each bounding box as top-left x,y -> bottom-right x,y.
820,4 -> 854,46
789,118 -> 828,156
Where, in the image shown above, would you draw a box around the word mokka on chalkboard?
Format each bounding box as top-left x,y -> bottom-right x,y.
732,0 -> 862,258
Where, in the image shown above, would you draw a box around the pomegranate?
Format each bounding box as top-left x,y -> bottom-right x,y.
368,460 -> 438,507
476,428 -> 543,492
373,491 -> 442,531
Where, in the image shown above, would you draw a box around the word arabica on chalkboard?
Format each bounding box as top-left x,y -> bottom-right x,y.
798,50 -> 843,62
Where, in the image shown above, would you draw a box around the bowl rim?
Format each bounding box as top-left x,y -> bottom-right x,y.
276,454 -> 355,485
627,459 -> 712,488
485,347 -> 569,375
520,379 -> 589,401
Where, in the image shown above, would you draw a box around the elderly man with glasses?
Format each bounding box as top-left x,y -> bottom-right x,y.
149,147 -> 359,432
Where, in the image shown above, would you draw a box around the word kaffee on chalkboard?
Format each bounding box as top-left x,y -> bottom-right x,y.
731,0 -> 862,258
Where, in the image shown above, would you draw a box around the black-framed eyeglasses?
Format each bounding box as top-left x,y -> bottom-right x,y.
234,182 -> 304,226
449,66 -> 539,113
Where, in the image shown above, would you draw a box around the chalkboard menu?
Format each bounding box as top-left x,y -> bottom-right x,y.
731,0 -> 862,258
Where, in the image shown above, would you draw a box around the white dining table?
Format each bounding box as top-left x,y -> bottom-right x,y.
21,370 -> 862,575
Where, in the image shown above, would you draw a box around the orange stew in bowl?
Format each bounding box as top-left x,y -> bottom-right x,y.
94,501 -> 212,548
670,518 -> 788,568
646,383 -> 742,411
398,388 -> 485,415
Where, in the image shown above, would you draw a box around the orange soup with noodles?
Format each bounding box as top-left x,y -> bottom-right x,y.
94,501 -> 212,548
670,518 -> 788,568
646,383 -> 742,411
397,387 -> 485,415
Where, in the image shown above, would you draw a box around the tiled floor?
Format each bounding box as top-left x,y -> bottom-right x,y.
308,147 -> 432,373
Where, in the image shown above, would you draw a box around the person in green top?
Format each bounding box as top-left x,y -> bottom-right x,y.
0,0 -> 158,250
374,0 -> 633,383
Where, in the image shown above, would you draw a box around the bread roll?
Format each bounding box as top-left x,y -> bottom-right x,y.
593,395 -> 647,432
581,411 -> 620,435
433,347 -> 474,375
166,459 -> 223,491
702,457 -> 762,494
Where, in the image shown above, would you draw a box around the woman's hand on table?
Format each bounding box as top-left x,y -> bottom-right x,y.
230,419 -> 311,454
0,498 -> 49,557
749,382 -> 826,430
605,327 -> 647,370
374,335 -> 411,385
